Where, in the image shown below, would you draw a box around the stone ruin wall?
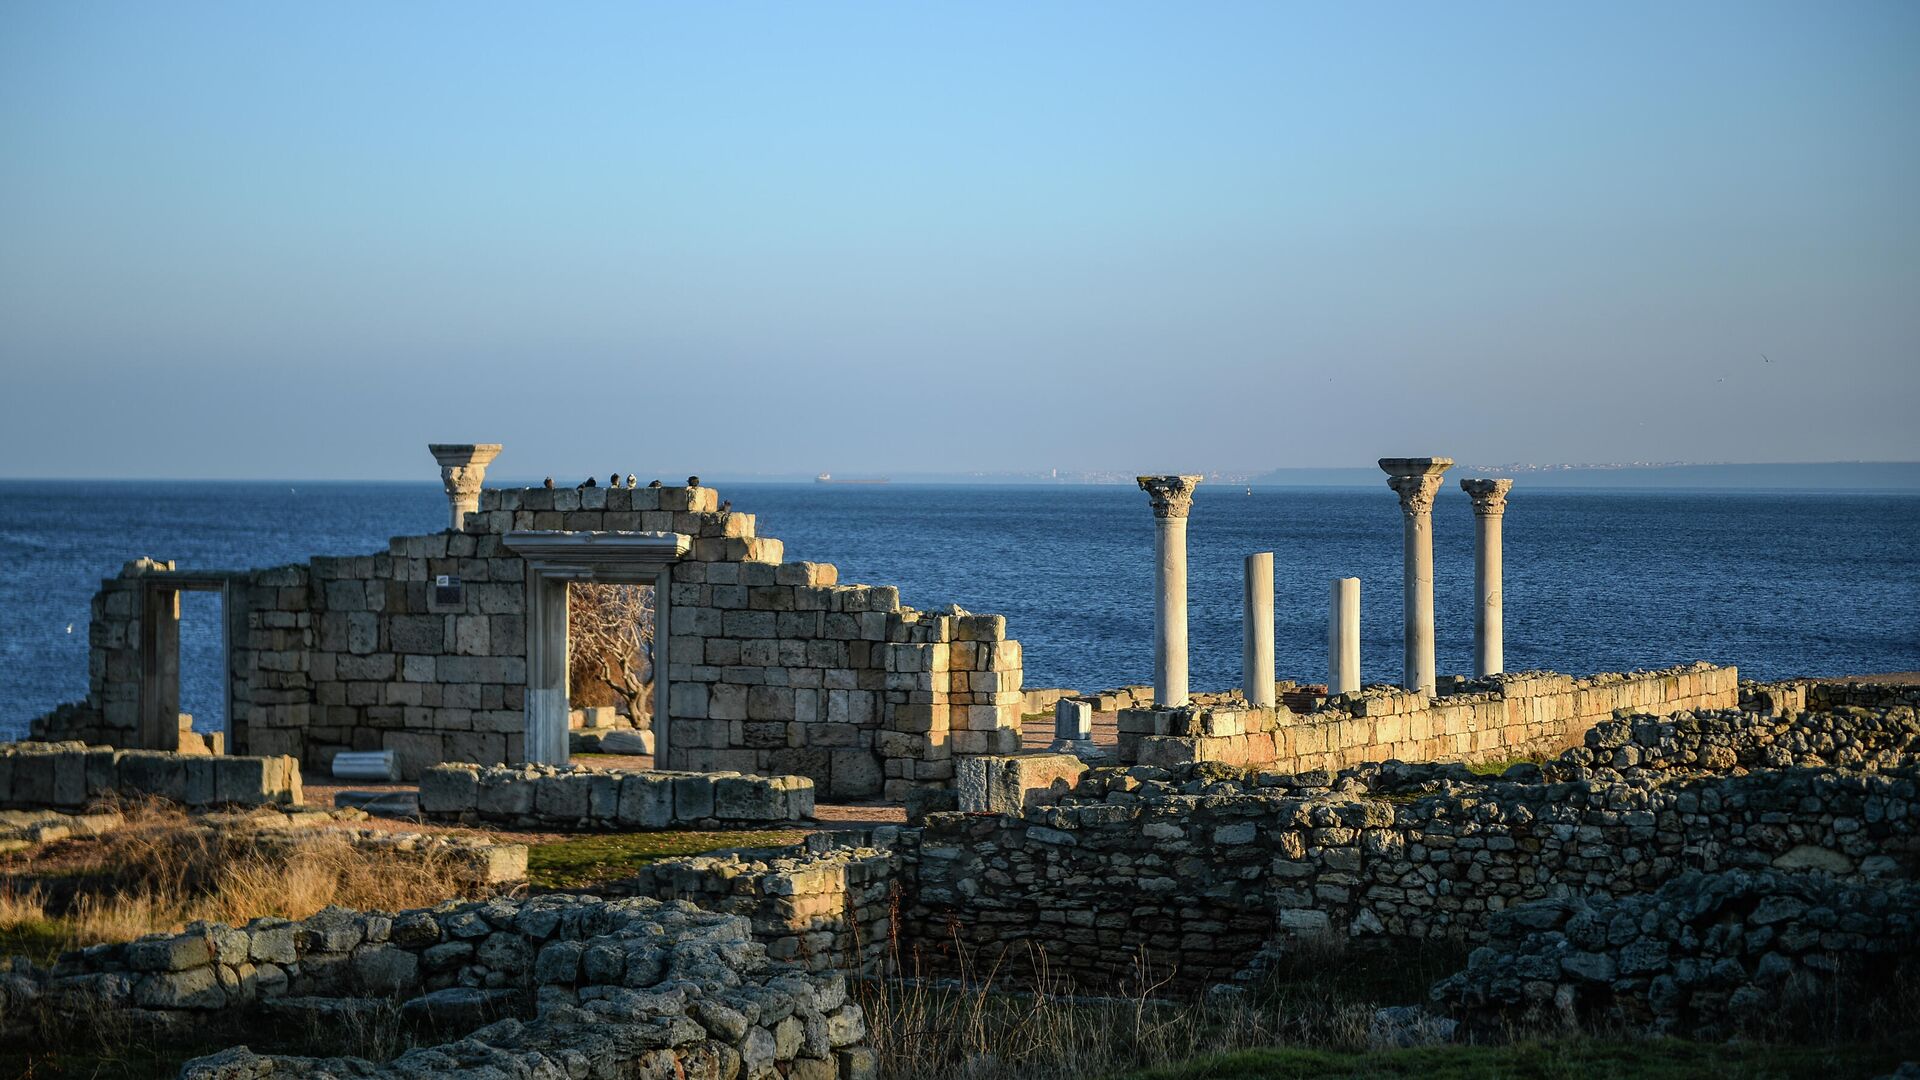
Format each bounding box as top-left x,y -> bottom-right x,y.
6,893 -> 877,1080
896,700 -> 1920,990
0,742 -> 302,811
1116,662 -> 1740,773
36,482 -> 1027,795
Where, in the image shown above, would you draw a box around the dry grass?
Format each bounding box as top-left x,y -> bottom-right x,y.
855,922 -> 1426,1080
0,800 -> 492,959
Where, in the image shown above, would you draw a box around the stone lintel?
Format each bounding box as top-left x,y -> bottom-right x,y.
503,531 -> 690,579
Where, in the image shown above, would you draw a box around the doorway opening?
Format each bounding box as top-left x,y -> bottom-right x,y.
138,573 -> 244,753
566,581 -> 657,759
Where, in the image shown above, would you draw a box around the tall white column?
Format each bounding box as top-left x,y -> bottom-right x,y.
1379,457 -> 1452,695
1460,478 -> 1513,678
1329,577 -> 1360,695
1243,552 -> 1275,708
429,443 -> 503,532
1137,475 -> 1202,708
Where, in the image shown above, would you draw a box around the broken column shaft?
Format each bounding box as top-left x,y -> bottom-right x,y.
1329,577 -> 1360,695
1243,552 -> 1275,708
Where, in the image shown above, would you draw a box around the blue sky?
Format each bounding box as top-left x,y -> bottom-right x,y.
2,2 -> 1916,479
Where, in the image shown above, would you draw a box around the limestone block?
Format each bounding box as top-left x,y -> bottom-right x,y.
420,764 -> 481,815
714,777 -> 784,821
829,751 -> 883,799
535,773 -> 594,821
673,774 -> 717,820
617,774 -> 676,828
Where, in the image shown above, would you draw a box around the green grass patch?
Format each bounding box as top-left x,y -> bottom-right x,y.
1113,1036 -> 1919,1080
1463,754 -> 1547,777
0,916 -> 74,965
526,829 -> 808,889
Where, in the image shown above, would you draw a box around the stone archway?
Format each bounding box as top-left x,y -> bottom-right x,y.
502,531 -> 689,765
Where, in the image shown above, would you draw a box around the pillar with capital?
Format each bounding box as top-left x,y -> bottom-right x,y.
1460,478 -> 1513,678
1137,475 -> 1202,708
429,443 -> 503,532
1379,457 -> 1452,694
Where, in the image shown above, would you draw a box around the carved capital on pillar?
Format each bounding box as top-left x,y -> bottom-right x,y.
1137,474 -> 1203,519
429,443 -> 503,497
1379,457 -> 1452,517
1460,477 -> 1513,516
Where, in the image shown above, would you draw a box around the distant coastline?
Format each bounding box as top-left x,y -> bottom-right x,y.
1,461 -> 1917,490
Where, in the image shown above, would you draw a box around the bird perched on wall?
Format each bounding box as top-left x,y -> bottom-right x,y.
543,477 -> 555,489
719,500 -> 731,512
581,476 -> 598,488
648,479 -> 663,488
687,475 -> 700,487
625,474 -> 637,489
609,473 -> 619,488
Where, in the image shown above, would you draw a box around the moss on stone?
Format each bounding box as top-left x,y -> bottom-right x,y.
526,829 -> 808,889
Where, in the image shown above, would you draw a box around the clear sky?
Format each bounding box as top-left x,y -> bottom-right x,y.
2,2 -> 1916,480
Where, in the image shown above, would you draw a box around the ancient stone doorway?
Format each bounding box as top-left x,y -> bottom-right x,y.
502,531 -> 689,765
137,572 -> 246,753
566,581 -> 657,744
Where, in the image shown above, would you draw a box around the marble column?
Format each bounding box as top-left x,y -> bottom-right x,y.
1460,478 -> 1513,678
1379,457 -> 1452,695
428,443 -> 503,532
1243,552 -> 1275,708
1137,475 -> 1202,708
1329,577 -> 1360,695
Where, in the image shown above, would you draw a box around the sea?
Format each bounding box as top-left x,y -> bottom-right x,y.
2,480 -> 1917,740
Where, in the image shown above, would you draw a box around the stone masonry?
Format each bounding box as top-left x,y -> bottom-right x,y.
36,474 -> 1026,796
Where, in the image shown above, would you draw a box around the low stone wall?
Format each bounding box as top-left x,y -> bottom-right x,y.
7,894 -> 873,1079
0,742 -> 301,811
628,833 -> 900,975
899,699 -> 1918,990
1118,662 -> 1739,772
418,762 -> 814,829
1433,868 -> 1920,1040
954,752 -> 1088,814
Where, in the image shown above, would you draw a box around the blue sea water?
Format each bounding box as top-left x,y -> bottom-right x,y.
2,479 -> 1917,740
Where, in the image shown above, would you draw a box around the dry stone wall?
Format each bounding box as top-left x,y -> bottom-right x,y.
627,834 -> 899,976
35,482 -> 1027,792
5,894 -> 874,1080
1433,868 -> 1920,1040
419,762 -> 815,829
898,701 -> 1919,991
0,741 -> 301,810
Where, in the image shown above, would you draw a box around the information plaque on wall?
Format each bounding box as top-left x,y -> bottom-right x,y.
434,574 -> 463,607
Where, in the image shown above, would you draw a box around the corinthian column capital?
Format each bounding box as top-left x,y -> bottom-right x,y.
1137,474 -> 1203,519
1460,477 -> 1514,516
1379,457 -> 1452,516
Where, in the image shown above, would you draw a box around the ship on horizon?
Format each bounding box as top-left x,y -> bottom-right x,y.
815,472 -> 890,485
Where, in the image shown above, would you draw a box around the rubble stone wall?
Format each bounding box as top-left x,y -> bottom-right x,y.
1118,662 -> 1740,773
628,834 -> 899,975
1433,868 -> 1920,1040
898,704 -> 1919,990
7,894 -> 875,1080
418,762 -> 815,830
35,483 -> 1027,792
0,741 -> 302,810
